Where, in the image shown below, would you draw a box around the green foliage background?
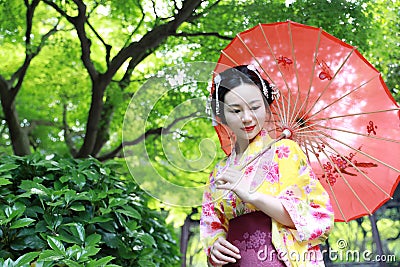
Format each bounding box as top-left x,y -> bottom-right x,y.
0,154 -> 180,266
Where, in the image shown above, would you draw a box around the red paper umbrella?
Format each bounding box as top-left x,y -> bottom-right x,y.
211,21 -> 400,222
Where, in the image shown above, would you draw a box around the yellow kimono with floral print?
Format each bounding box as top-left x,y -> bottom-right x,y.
200,130 -> 334,266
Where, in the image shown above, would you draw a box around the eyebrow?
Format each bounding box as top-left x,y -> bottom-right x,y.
227,100 -> 262,107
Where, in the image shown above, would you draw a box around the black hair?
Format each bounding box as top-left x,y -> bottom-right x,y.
211,65 -> 274,123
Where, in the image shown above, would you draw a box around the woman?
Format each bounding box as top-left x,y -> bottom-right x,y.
200,65 -> 334,266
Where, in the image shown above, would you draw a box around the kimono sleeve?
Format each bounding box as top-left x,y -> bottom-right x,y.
200,167 -> 229,258
276,139 -> 334,246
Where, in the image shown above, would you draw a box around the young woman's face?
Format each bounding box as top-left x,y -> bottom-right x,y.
223,83 -> 269,143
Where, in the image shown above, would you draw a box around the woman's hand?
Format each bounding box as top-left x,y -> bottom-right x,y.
210,236 -> 241,266
215,167 -> 253,203
216,167 -> 295,227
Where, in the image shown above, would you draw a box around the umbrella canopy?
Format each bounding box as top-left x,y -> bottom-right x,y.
212,21 -> 400,222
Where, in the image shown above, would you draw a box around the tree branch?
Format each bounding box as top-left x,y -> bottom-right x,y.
11,23 -> 59,100
86,20 -> 112,66
97,112 -> 197,161
173,31 -> 232,40
187,0 -> 222,22
104,0 -> 203,83
122,1 -> 145,48
10,0 -> 40,100
43,0 -> 98,81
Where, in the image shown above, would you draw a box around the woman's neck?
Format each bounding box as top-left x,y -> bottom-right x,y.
235,139 -> 249,159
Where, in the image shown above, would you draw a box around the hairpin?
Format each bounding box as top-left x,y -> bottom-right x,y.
214,74 -> 222,115
205,95 -> 219,126
247,65 -> 268,98
270,83 -> 280,101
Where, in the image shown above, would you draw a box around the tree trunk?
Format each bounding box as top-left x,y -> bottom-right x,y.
180,208 -> 199,267
369,214 -> 386,267
91,98 -> 114,156
76,78 -> 106,158
0,83 -> 31,155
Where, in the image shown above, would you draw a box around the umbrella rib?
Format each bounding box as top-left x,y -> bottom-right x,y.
235,31 -> 273,81
220,50 -> 240,65
292,27 -> 323,129
302,47 -> 357,121
270,109 -> 285,133
258,24 -> 291,125
315,124 -> 400,144
312,108 -> 400,121
292,108 -> 400,137
304,137 -> 347,222
234,31 -> 287,125
286,21 -> 295,128
315,138 -> 373,217
304,134 -> 394,199
236,28 -> 285,129
287,22 -> 297,127
319,131 -> 400,173
305,74 -> 380,122
318,138 -> 392,199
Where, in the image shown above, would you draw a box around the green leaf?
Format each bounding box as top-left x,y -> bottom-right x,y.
82,246 -> 101,257
14,252 -> 40,267
138,233 -> 155,247
37,250 -> 65,262
62,259 -> 82,267
86,256 -> 114,267
10,218 -> 35,229
0,163 -> 19,173
47,236 -> 66,255
69,223 -> 85,243
19,180 -> 48,196
73,173 -> 86,189
115,207 -> 141,220
85,234 -> 101,247
12,235 -> 46,250
109,198 -> 127,207
5,202 -> 25,220
138,259 -> 156,267
70,204 -> 85,211
99,167 -> 110,175
88,217 -> 113,223
0,177 -> 12,186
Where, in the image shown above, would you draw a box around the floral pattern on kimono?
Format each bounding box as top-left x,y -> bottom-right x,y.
200,129 -> 334,266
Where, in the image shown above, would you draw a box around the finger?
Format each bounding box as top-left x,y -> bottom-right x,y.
212,248 -> 238,263
219,238 -> 241,254
215,178 -> 226,186
210,253 -> 229,266
214,242 -> 241,260
216,183 -> 232,191
215,174 -> 234,185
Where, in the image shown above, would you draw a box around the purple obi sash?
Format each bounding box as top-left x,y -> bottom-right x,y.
224,211 -> 286,267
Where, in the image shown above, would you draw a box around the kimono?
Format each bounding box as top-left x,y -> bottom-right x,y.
200,129 -> 334,267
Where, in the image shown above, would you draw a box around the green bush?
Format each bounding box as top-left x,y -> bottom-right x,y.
0,154 -> 180,267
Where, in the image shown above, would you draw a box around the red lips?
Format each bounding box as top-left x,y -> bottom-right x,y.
242,125 -> 256,132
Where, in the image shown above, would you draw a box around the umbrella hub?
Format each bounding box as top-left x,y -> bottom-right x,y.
280,117 -> 309,141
